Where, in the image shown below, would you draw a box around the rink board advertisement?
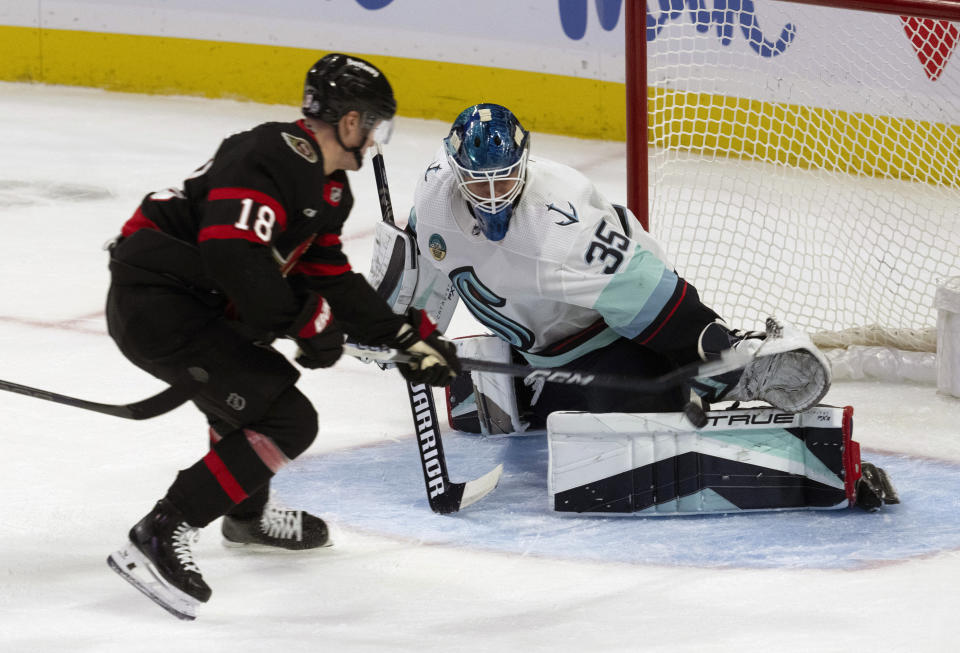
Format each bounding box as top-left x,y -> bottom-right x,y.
1,1 -> 957,140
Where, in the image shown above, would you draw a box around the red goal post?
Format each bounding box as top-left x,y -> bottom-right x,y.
625,0 -> 960,353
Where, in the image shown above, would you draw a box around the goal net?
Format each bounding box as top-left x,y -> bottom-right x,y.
628,0 -> 960,355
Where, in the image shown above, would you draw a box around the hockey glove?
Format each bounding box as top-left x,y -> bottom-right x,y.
692,318 -> 831,412
391,308 -> 461,386
290,294 -> 343,369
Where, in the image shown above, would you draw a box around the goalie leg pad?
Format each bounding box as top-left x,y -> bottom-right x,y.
548,405 -> 868,515
445,335 -> 526,435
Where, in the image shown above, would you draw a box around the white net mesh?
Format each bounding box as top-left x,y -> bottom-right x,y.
645,1 -> 960,352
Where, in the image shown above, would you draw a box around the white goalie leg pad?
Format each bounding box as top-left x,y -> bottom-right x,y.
728,319 -> 832,412
456,335 -> 526,435
547,406 -> 857,516
368,220 -> 418,314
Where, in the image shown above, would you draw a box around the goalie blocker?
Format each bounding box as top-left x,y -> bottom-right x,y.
548,406 -> 898,515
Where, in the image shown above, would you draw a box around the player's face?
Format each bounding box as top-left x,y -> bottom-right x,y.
463,177 -> 519,201
336,112 -> 375,170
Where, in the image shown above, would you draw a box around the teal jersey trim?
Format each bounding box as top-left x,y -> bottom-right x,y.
594,246 -> 678,337
520,327 -> 621,368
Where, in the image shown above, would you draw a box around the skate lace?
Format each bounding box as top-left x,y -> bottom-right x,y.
171,523 -> 202,573
259,505 -> 303,541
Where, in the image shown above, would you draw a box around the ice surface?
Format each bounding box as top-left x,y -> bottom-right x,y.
1,82 -> 958,652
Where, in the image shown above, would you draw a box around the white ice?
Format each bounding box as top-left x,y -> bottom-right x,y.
0,82 -> 958,652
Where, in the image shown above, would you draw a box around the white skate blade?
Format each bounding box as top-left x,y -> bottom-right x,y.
458,463 -> 504,510
107,543 -> 201,621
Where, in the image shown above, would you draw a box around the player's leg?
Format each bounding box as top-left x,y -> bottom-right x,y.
446,336 -> 687,434
208,418 -> 331,551
105,281 -> 321,615
548,405 -> 898,515
528,337 -> 686,422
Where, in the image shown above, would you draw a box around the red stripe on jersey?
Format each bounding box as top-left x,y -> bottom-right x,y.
296,119 -> 319,144
208,187 -> 288,230
313,233 -> 342,247
639,281 -> 688,346
197,224 -> 265,244
291,261 -> 352,276
202,450 -> 248,503
120,208 -> 159,237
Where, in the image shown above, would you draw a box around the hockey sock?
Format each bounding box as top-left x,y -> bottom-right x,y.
165,431 -> 276,527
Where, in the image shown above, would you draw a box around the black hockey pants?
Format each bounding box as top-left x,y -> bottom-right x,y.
106,230 -> 317,527
526,337 -> 687,424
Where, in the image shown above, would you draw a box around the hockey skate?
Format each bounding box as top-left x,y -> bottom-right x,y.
695,318 -> 831,413
107,499 -> 211,621
855,462 -> 901,512
221,504 -> 330,551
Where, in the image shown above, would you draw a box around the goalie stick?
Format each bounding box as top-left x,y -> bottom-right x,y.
371,145 -> 502,514
345,342 -> 755,430
344,342 -> 752,396
0,367 -> 207,420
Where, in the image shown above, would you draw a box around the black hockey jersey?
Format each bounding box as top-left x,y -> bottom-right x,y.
117,119 -> 403,343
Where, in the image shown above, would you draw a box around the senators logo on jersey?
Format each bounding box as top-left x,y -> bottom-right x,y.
282,132 -> 319,164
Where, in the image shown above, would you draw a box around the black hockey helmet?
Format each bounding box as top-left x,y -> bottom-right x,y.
302,53 -> 396,131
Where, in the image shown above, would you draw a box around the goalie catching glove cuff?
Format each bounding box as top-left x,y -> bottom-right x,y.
290,293 -> 343,369
391,309 -> 461,387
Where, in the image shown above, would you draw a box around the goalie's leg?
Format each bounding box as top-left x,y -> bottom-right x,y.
445,335 -> 689,434
548,405 -> 898,515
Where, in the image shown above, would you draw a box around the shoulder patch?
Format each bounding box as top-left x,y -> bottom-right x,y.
428,233 -> 447,261
282,132 -> 318,164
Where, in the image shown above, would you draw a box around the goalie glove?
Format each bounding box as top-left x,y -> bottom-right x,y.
692,318 -> 831,412
390,308 -> 461,387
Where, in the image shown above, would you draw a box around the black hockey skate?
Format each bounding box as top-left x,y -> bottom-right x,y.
855,462 -> 901,512
107,499 -> 211,621
221,505 -> 330,551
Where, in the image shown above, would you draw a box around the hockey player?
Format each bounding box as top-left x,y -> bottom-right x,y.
368,103 -> 897,515
104,54 -> 460,620
372,102 -> 829,427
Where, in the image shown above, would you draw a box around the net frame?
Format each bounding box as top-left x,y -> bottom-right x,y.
626,0 -> 960,351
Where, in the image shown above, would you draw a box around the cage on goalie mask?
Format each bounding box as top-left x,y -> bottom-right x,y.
302,53 -> 397,146
444,104 -> 530,241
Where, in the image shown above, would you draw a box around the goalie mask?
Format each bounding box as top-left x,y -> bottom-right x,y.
302,53 -> 397,165
444,104 -> 530,241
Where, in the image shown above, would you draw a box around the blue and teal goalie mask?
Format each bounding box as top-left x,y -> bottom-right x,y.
443,104 -> 530,241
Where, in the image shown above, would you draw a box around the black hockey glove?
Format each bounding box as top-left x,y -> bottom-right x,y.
390,308 -> 461,387
290,293 -> 343,369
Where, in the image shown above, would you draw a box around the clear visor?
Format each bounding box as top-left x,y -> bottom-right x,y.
450,151 -> 527,215
369,117 -> 395,146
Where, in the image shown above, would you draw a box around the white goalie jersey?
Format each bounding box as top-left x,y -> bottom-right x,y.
409,147 -> 682,367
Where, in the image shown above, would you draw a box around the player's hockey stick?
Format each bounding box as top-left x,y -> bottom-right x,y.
344,342 -> 752,396
0,367 -> 207,420
371,145 -> 502,514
